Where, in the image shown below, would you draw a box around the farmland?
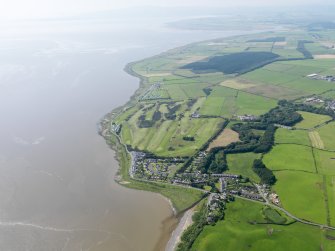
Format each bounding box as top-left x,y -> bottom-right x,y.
226,153 -> 261,182
317,122 -> 335,150
207,128 -> 240,150
103,27 -> 335,251
295,111 -> 332,129
275,128 -> 310,146
273,171 -> 327,224
263,144 -> 316,173
191,199 -> 332,251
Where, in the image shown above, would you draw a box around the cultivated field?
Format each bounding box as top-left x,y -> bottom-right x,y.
275,128 -> 310,146
263,144 -> 316,173
191,199 -> 332,251
273,171 -> 327,224
207,128 -> 240,151
295,111 -> 332,129
317,122 -> 335,150
226,153 -> 261,182
309,131 -> 324,149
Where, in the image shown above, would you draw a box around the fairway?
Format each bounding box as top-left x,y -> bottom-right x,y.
263,144 -> 316,173
273,171 -> 327,224
191,199 -> 331,251
122,111 -> 224,157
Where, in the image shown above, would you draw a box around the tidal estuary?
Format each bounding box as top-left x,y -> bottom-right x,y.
0,16 -> 245,250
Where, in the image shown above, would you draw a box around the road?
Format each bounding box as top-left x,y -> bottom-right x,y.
235,195 -> 335,231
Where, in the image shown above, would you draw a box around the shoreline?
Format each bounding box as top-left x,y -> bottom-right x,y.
165,207 -> 195,251
99,67 -> 182,250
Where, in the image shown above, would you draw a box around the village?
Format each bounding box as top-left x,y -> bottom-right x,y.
303,95 -> 335,112
129,150 -> 281,216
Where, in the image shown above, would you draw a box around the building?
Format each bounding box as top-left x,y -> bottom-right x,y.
219,177 -> 227,193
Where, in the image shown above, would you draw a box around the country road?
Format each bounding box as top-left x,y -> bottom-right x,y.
235,195 -> 335,231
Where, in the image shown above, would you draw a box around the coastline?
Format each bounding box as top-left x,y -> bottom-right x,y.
100,60 -> 183,250
165,207 -> 196,251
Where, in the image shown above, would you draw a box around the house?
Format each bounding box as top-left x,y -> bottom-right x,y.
191,112 -> 200,118
269,193 -> 280,205
307,73 -> 318,78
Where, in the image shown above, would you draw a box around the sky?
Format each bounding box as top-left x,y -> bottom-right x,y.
1,0 -> 334,19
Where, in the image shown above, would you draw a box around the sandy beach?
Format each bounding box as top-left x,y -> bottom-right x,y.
165,207 -> 195,251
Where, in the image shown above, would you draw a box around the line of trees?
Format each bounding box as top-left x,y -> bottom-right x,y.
297,40 -> 314,59
252,159 -> 276,185
200,150 -> 228,174
176,202 -> 208,251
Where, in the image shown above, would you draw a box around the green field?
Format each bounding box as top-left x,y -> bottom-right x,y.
191,199 -> 332,251
314,150 -> 335,176
198,86 -> 276,117
263,144 -> 316,173
295,111 -> 332,129
235,92 -> 277,115
275,128 -> 310,146
317,122 -> 335,150
226,152 -> 261,182
325,175 -> 335,226
238,59 -> 335,99
273,171 -> 327,224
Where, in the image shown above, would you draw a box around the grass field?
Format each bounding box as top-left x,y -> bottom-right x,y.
226,152 -> 261,182
325,176 -> 335,226
309,131 -> 324,149
207,128 -> 240,151
238,59 -> 335,99
262,207 -> 287,224
235,92 -> 277,116
317,122 -> 335,150
199,87 -> 276,117
275,128 -> 310,146
191,198 -> 332,251
295,111 -> 332,129
263,144 -> 316,173
220,78 -> 257,89
321,90 -> 335,99
314,150 -> 335,176
248,84 -> 306,99
273,171 -> 327,224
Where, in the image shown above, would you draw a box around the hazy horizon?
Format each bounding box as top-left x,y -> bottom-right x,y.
2,0 -> 335,20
